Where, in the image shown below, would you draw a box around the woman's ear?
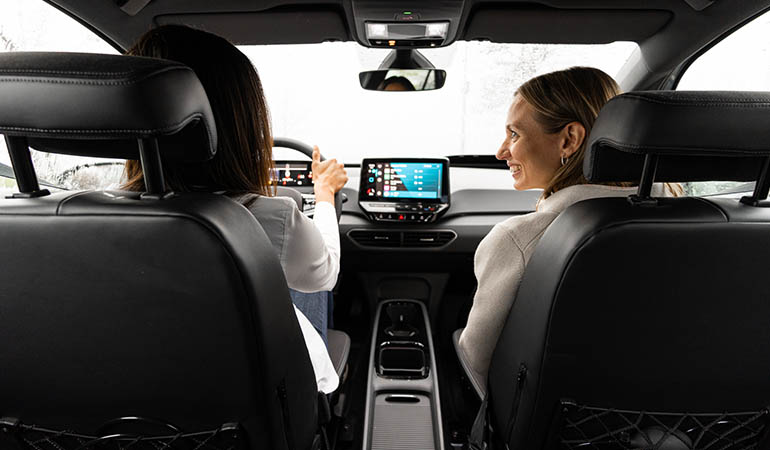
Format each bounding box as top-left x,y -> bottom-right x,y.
560,121 -> 586,159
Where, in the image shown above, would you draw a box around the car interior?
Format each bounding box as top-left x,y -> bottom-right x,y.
1,1 -> 770,450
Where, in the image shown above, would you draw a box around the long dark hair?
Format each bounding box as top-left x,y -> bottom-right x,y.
122,25 -> 274,196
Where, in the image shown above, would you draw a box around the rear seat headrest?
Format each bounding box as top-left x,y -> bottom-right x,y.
585,91 -> 770,183
0,52 -> 216,162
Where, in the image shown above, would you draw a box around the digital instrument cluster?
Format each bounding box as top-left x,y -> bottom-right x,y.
271,161 -> 313,187
359,158 -> 450,223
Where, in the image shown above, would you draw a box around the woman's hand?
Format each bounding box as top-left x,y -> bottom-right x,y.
312,146 -> 348,205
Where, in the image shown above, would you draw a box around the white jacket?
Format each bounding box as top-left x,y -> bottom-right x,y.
458,184 -> 649,383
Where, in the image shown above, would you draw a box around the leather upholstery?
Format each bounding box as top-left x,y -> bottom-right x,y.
0,52 -> 216,162
0,51 -> 319,449
487,196 -> 770,448
488,90 -> 770,449
585,91 -> 770,182
0,190 -> 319,449
327,329 -> 351,378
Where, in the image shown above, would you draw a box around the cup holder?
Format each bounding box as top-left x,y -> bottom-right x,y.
378,341 -> 428,379
384,302 -> 420,338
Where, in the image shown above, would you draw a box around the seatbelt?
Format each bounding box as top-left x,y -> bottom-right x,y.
466,394 -> 489,450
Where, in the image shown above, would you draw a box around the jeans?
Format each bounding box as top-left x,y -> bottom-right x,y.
290,289 -> 333,346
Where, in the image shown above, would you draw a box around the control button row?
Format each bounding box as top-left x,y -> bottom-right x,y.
372,213 -> 435,223
393,204 -> 440,212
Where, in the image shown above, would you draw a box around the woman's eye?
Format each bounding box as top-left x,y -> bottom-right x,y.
509,130 -> 519,140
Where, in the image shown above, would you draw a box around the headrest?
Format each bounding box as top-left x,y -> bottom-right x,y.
585,91 -> 770,182
0,52 -> 216,162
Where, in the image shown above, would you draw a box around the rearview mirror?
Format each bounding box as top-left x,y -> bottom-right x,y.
359,69 -> 446,92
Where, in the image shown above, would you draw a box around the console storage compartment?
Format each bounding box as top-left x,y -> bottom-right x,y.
363,300 -> 444,450
378,341 -> 427,378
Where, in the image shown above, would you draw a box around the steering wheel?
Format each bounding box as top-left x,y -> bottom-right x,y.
273,137 -> 344,221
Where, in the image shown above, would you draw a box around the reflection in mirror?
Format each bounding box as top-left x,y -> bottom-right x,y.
359,69 -> 446,91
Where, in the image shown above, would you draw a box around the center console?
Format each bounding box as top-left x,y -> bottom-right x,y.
359,158 -> 450,223
363,299 -> 444,450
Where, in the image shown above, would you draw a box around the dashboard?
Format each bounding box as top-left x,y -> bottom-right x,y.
271,157 -> 540,254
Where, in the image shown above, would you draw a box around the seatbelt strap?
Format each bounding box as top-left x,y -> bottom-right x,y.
466,394 -> 489,450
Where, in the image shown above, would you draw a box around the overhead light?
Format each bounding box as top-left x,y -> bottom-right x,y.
366,21 -> 450,40
425,22 -> 449,38
366,23 -> 389,39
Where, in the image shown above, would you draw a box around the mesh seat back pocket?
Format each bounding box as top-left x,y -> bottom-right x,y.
556,401 -> 769,450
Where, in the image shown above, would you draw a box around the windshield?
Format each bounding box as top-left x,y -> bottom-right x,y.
242,41 -> 638,163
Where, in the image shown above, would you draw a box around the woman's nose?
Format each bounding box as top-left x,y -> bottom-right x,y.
496,140 -> 511,160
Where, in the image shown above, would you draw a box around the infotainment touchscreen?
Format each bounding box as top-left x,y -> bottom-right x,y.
361,161 -> 445,200
359,158 -> 450,223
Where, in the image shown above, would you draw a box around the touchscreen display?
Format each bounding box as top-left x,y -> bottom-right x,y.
362,162 -> 443,200
271,162 -> 313,186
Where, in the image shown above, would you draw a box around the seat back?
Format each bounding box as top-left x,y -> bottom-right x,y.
488,91 -> 770,450
0,52 -> 317,450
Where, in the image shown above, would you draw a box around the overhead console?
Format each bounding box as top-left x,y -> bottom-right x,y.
359,158 -> 450,223
351,0 -> 464,48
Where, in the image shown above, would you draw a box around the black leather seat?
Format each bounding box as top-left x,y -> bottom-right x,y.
484,91 -> 770,450
0,52 -> 320,449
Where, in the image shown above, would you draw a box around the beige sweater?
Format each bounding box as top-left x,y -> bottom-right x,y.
458,184 -> 644,383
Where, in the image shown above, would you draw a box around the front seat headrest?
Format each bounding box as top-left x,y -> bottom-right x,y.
585,91 -> 770,183
0,51 -> 216,163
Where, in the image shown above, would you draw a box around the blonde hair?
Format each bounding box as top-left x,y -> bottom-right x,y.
516,67 -> 625,200
516,67 -> 683,199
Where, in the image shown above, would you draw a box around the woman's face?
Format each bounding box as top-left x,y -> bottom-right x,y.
496,96 -> 562,190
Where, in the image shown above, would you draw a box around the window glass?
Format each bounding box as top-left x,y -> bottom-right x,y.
0,0 -> 121,195
677,9 -> 770,197
241,41 -> 638,163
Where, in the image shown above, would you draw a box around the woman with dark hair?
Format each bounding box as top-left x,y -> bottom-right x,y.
458,67 -> 679,387
123,25 -> 348,393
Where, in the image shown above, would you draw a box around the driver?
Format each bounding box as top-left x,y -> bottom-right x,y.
122,25 -> 348,394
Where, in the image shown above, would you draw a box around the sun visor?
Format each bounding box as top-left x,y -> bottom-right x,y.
463,6 -> 671,44
154,8 -> 349,45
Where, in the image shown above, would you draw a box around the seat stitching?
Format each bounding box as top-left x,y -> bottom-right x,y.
0,112 -> 207,134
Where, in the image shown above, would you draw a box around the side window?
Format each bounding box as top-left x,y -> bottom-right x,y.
0,0 -> 123,196
676,9 -> 770,197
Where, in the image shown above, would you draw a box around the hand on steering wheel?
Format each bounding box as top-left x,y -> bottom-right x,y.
311,146 -> 348,205
272,137 -> 346,221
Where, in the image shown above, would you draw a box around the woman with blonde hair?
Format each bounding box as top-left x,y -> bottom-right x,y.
458,67 -> 678,387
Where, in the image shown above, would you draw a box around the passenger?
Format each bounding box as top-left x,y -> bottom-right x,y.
378,76 -> 416,91
122,25 -> 347,394
458,67 -> 680,384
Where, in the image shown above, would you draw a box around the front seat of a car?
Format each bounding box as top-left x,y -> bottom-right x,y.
485,91 -> 770,450
0,52 -> 320,450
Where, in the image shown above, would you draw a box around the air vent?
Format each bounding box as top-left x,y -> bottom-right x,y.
348,230 -> 401,247
403,231 -> 456,248
348,230 -> 456,248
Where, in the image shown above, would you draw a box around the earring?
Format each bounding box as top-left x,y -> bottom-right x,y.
560,156 -> 567,166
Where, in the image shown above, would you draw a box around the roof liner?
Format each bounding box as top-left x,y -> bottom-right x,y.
155,7 -> 349,45
45,0 -> 770,89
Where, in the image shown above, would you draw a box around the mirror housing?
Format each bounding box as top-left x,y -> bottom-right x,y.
360,49 -> 446,91
359,69 -> 446,91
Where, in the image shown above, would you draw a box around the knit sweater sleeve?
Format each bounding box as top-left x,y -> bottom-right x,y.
458,221 -> 526,382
